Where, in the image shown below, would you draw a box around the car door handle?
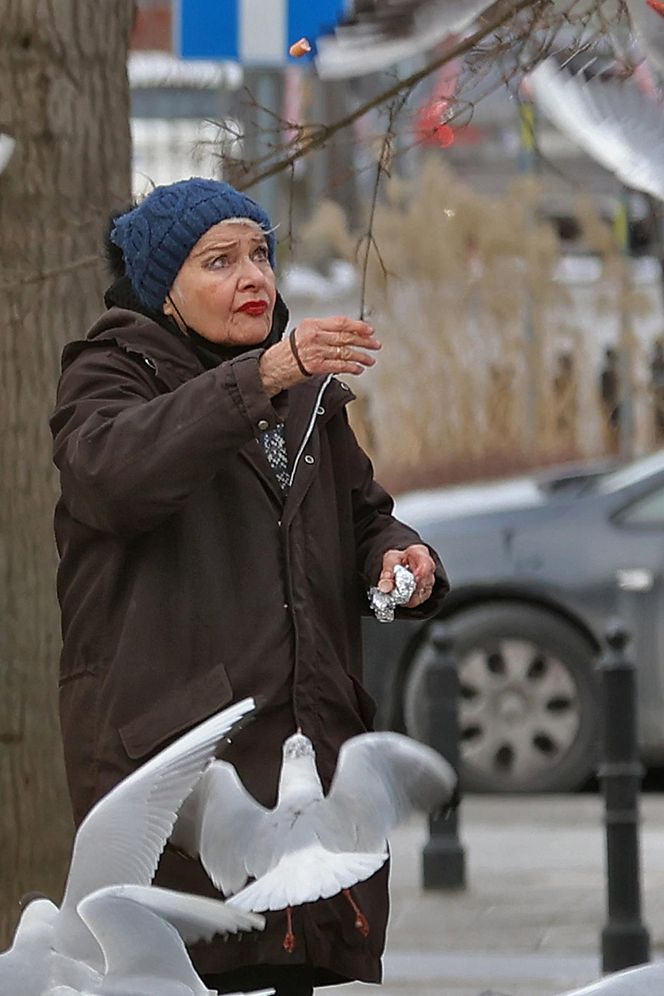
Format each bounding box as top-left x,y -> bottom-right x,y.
616,568 -> 656,592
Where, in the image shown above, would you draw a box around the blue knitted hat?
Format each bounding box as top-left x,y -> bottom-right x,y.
110,178 -> 276,310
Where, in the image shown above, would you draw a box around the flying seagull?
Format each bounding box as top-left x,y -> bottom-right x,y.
0,697 -> 258,992
172,730 -> 456,951
557,959 -> 664,995
315,0 -> 494,79
528,57 -> 664,202
43,888 -> 270,996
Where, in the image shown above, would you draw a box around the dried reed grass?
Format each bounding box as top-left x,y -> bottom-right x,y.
297,158 -> 662,492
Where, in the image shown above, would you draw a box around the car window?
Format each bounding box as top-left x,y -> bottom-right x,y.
598,451 -> 664,494
618,486 -> 664,526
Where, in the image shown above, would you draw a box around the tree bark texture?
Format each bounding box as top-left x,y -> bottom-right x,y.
0,0 -> 134,944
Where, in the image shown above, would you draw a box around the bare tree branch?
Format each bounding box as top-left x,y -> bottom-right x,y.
1,255 -> 100,290
236,0 -> 548,192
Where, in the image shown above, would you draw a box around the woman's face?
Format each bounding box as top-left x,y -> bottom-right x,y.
163,220 -> 277,345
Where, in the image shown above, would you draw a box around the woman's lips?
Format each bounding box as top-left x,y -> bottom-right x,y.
238,301 -> 268,316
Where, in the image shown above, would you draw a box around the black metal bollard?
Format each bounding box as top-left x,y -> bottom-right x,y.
421,621 -> 466,890
597,620 -> 650,973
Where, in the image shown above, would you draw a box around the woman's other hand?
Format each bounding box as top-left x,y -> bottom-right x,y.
377,545 -> 436,609
259,316 -> 381,396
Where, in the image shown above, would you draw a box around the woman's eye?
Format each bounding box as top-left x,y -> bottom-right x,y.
252,246 -> 269,262
207,255 -> 230,269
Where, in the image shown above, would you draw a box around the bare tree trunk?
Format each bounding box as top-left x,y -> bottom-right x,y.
0,0 -> 134,944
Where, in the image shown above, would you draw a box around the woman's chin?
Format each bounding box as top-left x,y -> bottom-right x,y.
201,318 -> 271,345
231,316 -> 273,343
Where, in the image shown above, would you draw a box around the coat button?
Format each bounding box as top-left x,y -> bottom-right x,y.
304,455 -> 315,464
283,602 -> 289,610
339,381 -> 350,391
317,405 -> 325,415
257,419 -> 269,431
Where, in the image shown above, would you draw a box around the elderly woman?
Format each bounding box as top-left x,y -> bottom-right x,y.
50,178 -> 449,995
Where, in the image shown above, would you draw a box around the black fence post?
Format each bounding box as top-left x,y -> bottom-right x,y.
421,621 -> 466,890
597,620 -> 650,973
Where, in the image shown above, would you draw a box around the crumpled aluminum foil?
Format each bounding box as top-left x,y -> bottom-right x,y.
368,564 -> 417,623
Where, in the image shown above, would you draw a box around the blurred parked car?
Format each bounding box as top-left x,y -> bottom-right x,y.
362,451 -> 664,793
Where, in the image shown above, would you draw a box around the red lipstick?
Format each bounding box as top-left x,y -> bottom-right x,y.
239,301 -> 268,316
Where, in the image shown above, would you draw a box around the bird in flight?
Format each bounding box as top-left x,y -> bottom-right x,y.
315,0 -> 494,78
0,697 -> 259,992
172,730 -> 457,952
42,888 -> 271,996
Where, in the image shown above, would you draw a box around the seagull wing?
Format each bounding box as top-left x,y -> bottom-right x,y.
61,698 -> 256,916
86,885 -> 264,944
227,842 -> 387,912
316,0 -> 492,79
76,892 -> 211,996
181,760 -> 270,896
316,732 -> 457,853
529,59 -> 664,201
626,0 -> 664,78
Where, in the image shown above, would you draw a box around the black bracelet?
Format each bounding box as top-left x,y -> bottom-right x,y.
289,329 -> 312,377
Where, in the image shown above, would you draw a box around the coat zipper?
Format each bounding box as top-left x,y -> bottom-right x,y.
288,375 -> 333,488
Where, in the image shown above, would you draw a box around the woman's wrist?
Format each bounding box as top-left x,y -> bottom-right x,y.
259,340 -> 302,397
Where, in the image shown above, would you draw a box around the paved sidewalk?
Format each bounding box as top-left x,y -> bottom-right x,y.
329,795 -> 664,996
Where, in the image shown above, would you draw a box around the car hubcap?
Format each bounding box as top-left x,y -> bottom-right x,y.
459,639 -> 581,785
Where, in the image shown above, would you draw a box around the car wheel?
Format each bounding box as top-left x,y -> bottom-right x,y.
402,603 -> 600,793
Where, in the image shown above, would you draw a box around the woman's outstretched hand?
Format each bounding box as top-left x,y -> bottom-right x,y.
259,315 -> 381,396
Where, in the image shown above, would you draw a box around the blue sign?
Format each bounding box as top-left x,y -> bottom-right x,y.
175,0 -> 346,65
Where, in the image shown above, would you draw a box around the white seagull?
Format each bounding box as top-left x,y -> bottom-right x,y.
315,0 -> 493,79
42,887 -> 271,996
172,730 -> 456,950
0,697 -> 258,993
558,960 -> 664,995
529,57 -> 664,203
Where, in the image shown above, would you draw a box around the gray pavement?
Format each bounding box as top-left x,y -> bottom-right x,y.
328,795 -> 664,996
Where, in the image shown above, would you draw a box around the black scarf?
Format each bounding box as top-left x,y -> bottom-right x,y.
103,275 -> 290,370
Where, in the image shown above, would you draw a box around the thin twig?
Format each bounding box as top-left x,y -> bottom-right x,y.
358,94 -> 409,320
2,254 -> 100,289
287,161 -> 296,253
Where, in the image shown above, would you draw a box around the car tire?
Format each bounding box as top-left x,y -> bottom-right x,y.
403,602 -> 600,793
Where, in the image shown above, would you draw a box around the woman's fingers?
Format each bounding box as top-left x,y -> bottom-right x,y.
320,315 -> 379,337
403,544 -> 436,607
377,549 -> 406,592
376,545 -> 436,608
293,317 -> 382,377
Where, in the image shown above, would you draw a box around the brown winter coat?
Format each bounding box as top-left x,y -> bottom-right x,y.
50,306 -> 449,985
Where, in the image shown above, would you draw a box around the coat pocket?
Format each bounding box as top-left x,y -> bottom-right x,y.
118,661 -> 234,760
350,673 -> 378,731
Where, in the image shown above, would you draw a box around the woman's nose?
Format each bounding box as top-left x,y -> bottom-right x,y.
238,256 -> 266,286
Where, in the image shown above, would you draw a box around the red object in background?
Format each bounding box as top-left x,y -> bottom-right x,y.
414,51 -> 485,149
131,2 -> 172,51
647,0 -> 664,15
415,99 -> 485,149
416,102 -> 457,147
